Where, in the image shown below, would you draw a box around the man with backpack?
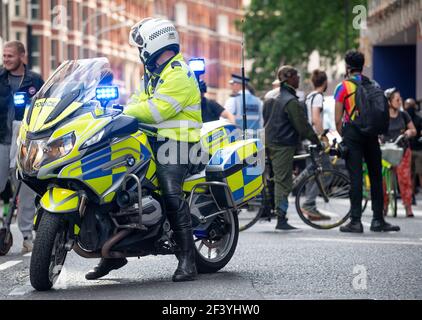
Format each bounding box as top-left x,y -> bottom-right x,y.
334,50 -> 400,233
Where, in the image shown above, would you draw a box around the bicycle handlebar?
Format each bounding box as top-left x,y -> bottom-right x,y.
393,134 -> 406,145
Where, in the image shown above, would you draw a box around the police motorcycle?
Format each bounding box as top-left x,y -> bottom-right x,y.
16,58 -> 264,291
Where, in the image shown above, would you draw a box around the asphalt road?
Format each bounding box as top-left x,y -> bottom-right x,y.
1,201 -> 421,300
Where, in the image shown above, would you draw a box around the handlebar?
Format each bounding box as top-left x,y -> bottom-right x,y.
393,134 -> 406,145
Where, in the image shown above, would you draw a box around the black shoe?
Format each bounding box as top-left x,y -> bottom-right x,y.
172,230 -> 198,282
370,219 -> 400,232
275,214 -> 300,232
339,221 -> 363,233
85,258 -> 128,280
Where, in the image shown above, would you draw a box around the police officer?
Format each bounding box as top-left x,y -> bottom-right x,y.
0,41 -> 44,253
85,18 -> 201,282
224,74 -> 263,134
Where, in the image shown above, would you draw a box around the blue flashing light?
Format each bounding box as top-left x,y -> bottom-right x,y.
188,58 -> 205,76
14,92 -> 27,108
96,86 -> 119,101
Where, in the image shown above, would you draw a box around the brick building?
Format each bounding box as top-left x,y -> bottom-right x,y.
360,0 -> 422,102
1,0 -> 246,104
153,0 -> 245,102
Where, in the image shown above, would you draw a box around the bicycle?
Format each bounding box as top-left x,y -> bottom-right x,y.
239,136 -> 353,231
363,134 -> 405,218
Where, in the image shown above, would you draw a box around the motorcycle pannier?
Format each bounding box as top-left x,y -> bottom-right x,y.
205,139 -> 264,208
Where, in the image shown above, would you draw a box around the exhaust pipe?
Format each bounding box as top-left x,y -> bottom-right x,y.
101,229 -> 133,259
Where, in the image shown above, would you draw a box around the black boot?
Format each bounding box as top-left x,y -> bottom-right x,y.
172,229 -> 198,282
340,220 -> 363,233
275,209 -> 300,232
167,204 -> 198,282
85,258 -> 127,280
370,219 -> 400,232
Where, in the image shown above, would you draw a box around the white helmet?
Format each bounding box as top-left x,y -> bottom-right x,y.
129,18 -> 180,66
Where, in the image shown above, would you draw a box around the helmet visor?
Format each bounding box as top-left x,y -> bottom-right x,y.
129,26 -> 144,47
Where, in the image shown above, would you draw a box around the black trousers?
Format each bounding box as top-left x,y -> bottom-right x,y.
148,137 -> 195,231
342,124 -> 383,221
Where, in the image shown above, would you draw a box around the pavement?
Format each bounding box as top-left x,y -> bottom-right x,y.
0,197 -> 421,300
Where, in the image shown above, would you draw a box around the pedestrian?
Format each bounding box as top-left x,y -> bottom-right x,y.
334,50 -> 400,233
382,89 -> 417,217
404,98 -> 422,205
263,65 -> 322,231
0,40 -> 44,252
199,80 -> 235,123
264,79 -> 281,101
224,74 -> 263,135
86,18 -> 201,282
301,69 -> 331,221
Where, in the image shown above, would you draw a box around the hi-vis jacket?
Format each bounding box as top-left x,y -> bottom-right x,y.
124,53 -> 202,142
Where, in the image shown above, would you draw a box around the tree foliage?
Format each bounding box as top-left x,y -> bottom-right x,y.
239,0 -> 367,91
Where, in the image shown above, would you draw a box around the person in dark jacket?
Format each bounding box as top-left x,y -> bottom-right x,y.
0,40 -> 44,253
263,65 -> 321,231
199,80 -> 235,123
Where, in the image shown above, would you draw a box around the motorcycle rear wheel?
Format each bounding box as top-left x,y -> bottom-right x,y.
30,213 -> 68,291
194,209 -> 238,274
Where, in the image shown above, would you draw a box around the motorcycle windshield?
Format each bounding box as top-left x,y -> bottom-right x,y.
26,57 -> 111,133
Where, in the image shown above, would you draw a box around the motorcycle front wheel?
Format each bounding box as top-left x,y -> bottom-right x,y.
30,213 -> 68,291
194,208 -> 239,274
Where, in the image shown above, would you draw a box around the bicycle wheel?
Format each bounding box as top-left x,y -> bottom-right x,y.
388,169 -> 398,218
295,169 -> 351,229
238,189 -> 266,231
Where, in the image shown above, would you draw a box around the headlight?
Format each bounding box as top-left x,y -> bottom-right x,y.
41,133 -> 76,167
80,129 -> 105,149
18,133 -> 75,175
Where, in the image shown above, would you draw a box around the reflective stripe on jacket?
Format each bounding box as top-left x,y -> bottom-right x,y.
124,53 -> 202,142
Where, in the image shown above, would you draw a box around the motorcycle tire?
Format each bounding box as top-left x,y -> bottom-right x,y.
30,213 -> 68,291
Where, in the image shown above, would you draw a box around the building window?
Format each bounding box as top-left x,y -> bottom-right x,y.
96,14 -> 102,40
67,45 -> 74,60
51,40 -> 59,70
15,0 -> 21,17
30,0 -> 41,20
15,32 -> 21,41
175,3 -> 187,26
67,0 -> 73,30
217,15 -> 229,36
30,35 -> 41,74
51,0 -> 57,25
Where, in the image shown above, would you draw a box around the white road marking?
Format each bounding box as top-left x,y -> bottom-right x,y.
8,281 -> 33,296
0,260 -> 22,271
296,237 -> 422,246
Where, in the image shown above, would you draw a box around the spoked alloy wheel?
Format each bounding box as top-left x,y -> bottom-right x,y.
194,209 -> 239,273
